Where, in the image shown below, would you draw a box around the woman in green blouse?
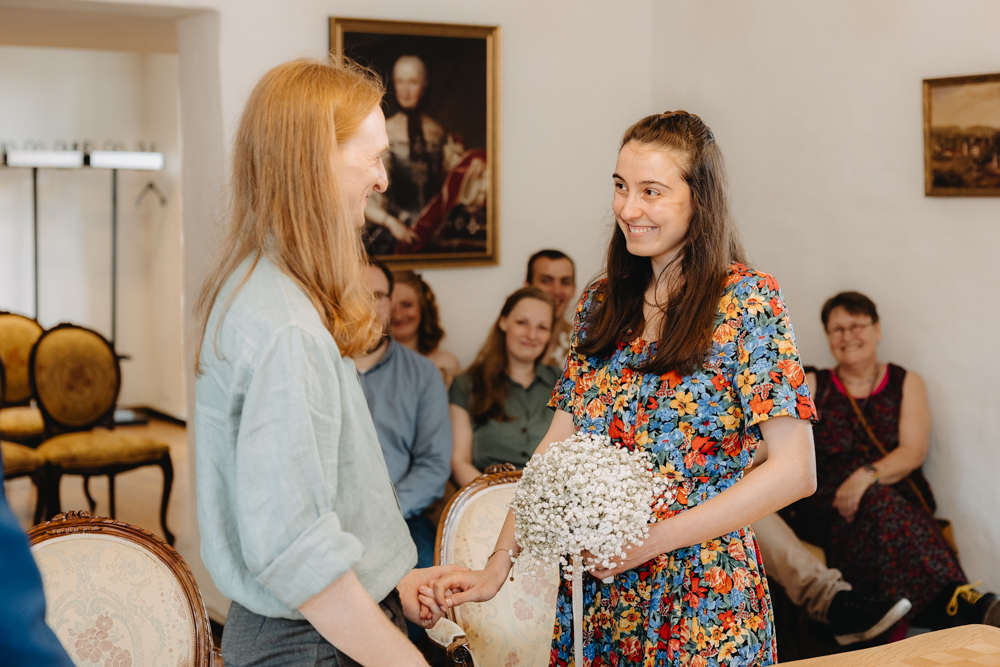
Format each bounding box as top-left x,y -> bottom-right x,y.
449,287 -> 559,486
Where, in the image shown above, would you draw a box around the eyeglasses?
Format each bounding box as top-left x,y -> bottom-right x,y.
826,322 -> 874,339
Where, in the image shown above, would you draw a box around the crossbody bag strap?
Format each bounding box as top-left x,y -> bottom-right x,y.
835,368 -> 935,516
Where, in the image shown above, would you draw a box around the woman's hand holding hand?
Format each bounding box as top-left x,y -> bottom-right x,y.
833,468 -> 875,523
429,562 -> 508,611
397,565 -> 469,628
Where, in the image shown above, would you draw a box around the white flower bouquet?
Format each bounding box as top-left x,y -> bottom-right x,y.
508,432 -> 666,579
508,432 -> 666,664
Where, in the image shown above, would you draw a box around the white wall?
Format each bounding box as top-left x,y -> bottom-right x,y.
652,0 -> 1000,591
177,0 -> 656,366
0,45 -> 185,418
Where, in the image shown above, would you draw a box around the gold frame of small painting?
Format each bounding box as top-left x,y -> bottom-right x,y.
331,17 -> 501,267
923,72 -> 1000,196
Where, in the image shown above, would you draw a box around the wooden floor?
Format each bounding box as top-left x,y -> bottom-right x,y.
4,417 -> 231,623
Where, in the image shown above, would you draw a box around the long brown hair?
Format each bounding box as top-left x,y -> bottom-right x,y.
392,270 -> 445,354
467,287 -> 555,425
195,58 -> 384,373
578,110 -> 746,374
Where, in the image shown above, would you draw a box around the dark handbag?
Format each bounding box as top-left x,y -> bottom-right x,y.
836,370 -> 958,554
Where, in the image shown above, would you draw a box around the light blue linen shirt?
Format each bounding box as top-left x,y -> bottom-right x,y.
195,256 -> 416,620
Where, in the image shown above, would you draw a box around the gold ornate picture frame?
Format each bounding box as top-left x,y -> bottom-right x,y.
923,72 -> 1000,196
331,18 -> 501,267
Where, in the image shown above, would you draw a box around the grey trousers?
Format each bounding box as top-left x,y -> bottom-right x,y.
221,590 -> 407,667
753,512 -> 851,622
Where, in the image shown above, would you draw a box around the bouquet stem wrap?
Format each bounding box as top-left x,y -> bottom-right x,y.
572,554 -> 583,667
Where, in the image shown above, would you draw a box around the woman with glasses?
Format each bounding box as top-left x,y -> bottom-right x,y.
790,291 -> 999,632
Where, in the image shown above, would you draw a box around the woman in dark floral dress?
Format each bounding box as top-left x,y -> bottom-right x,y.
789,291 -> 1000,631
429,112 -> 818,666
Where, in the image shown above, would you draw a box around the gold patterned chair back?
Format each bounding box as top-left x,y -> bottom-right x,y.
31,324 -> 120,433
29,512 -> 220,666
436,466 -> 560,667
0,311 -> 44,406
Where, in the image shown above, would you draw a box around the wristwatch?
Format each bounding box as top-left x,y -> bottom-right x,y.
862,463 -> 881,485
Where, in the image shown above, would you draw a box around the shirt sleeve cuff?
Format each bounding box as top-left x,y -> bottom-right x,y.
255,512 -> 366,610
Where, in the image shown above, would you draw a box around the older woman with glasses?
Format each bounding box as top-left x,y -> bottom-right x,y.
788,291 -> 999,633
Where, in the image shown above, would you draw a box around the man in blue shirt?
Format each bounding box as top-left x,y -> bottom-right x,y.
354,260 -> 452,573
0,457 -> 74,666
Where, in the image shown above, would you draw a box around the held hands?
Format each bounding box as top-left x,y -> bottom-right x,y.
397,565 -> 469,628
426,558 -> 509,612
833,467 -> 876,523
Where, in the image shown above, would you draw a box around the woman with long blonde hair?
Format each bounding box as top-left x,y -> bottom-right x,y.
194,58 -> 457,667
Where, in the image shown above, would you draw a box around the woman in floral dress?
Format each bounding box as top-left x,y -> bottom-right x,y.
429,112 -> 817,666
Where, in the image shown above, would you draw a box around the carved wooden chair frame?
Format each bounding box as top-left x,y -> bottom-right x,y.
28,511 -> 221,666
431,462 -> 521,667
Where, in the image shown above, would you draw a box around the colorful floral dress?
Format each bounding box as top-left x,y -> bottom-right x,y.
548,263 -> 815,667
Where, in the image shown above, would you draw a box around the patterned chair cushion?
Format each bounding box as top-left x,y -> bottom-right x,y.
32,533 -> 196,667
0,313 -> 44,405
34,328 -> 118,429
38,432 -> 169,468
443,484 -> 559,667
0,405 -> 46,439
1,440 -> 44,476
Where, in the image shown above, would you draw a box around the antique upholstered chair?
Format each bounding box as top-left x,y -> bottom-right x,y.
31,323 -> 175,544
1,362 -> 47,523
29,511 -> 222,667
0,311 -> 46,444
427,464 -> 560,667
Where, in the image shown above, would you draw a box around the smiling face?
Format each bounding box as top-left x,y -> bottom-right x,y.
333,105 -> 389,227
499,297 -> 554,366
612,142 -> 693,271
825,306 -> 882,367
393,56 -> 427,111
390,282 -> 421,343
528,257 -> 576,319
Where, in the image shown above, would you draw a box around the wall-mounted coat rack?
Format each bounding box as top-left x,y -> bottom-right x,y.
2,148 -> 164,344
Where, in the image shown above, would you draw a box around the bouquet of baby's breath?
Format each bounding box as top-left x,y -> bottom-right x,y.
508,432 -> 666,579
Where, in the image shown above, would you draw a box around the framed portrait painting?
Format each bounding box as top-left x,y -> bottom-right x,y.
331,18 -> 501,267
924,72 -> 1000,196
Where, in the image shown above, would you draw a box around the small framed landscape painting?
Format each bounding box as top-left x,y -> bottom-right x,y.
924,72 -> 1000,196
330,18 -> 501,267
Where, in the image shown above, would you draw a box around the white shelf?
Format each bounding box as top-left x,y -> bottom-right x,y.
2,150 -> 164,171
5,150 -> 84,168
88,151 -> 164,170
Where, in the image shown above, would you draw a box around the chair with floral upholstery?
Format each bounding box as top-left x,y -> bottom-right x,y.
29,511 -> 222,667
427,464 -> 560,667
0,311 -> 46,444
1,361 -> 47,523
31,323 -> 175,544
